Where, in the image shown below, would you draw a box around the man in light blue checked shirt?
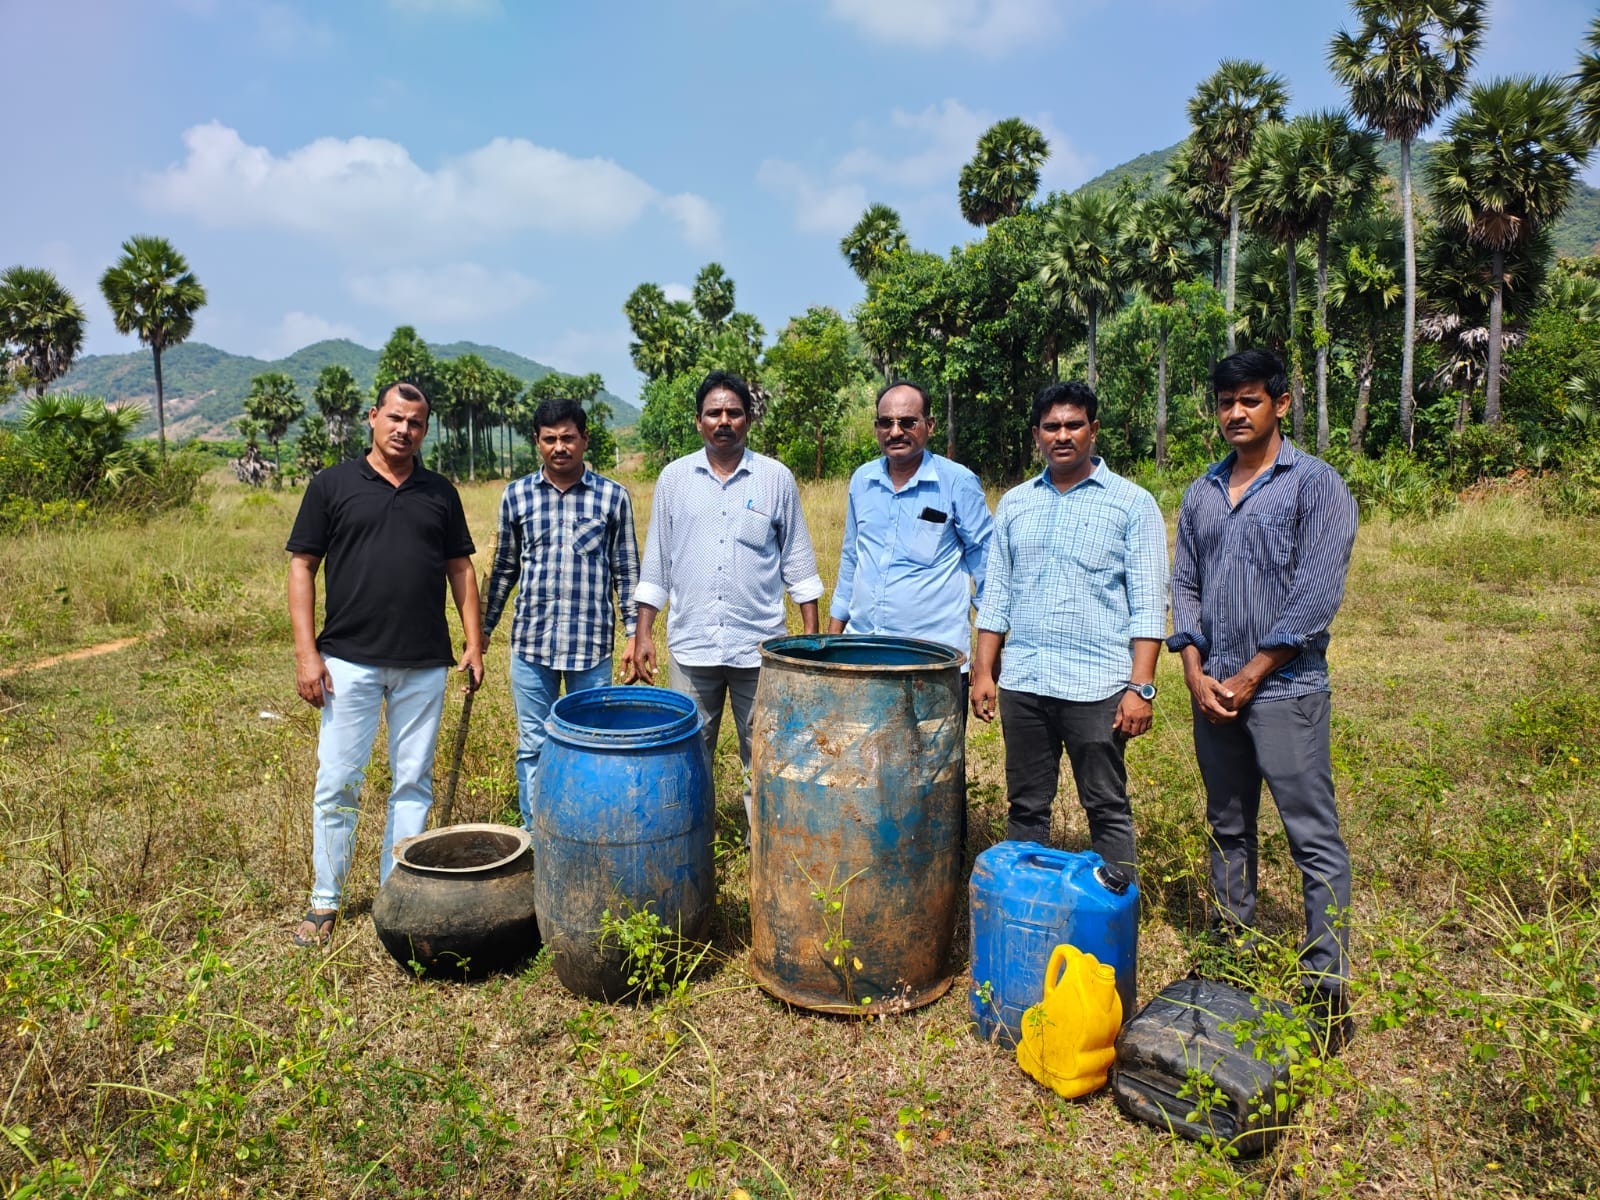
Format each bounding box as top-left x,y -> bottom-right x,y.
828,380 -> 993,672
1170,348 -> 1358,1044
482,396 -> 640,830
971,381 -> 1167,882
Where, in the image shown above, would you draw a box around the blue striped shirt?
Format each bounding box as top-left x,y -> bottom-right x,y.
1168,439 -> 1358,701
830,451 -> 993,666
976,461 -> 1168,703
482,468 -> 640,672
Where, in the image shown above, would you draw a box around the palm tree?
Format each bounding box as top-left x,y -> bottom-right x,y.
0,267 -> 87,398
959,118 -> 1050,226
1574,15 -> 1600,146
1125,190 -> 1206,465
1184,59 -> 1290,353
1425,75 -> 1590,425
1291,112 -> 1381,450
840,204 -> 909,283
692,263 -> 736,330
1327,213 -> 1403,451
1330,0 -> 1485,447
98,236 -> 207,459
1038,191 -> 1128,390
243,371 -> 304,486
1165,139 -> 1230,288
313,364 -> 365,462
1235,121 -> 1319,440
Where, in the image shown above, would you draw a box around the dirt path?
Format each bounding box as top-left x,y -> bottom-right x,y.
0,636 -> 145,680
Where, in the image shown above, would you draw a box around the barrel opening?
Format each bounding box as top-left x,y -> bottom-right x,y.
762,634 -> 963,669
549,685 -> 704,747
397,826 -> 528,872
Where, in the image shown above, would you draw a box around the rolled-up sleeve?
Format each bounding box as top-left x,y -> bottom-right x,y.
1126,493 -> 1169,640
974,503 -> 1013,635
776,474 -> 825,605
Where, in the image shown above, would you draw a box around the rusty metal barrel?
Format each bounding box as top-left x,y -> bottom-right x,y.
749,634 -> 966,1014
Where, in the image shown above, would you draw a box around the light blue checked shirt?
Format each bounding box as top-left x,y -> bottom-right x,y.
482,468 -> 639,672
1168,438 -> 1358,702
635,448 -> 825,669
830,451 -> 993,666
976,460 -> 1168,703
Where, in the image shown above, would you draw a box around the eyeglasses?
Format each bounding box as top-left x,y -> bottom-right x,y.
874,416 -> 924,431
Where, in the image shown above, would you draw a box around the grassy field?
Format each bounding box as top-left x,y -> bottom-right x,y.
2,467 -> 1597,1199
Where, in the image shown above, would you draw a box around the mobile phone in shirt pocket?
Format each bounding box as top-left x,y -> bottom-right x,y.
1243,513 -> 1294,569
570,517 -> 608,556
736,503 -> 775,550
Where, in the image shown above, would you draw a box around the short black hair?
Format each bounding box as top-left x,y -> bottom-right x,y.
533,396 -> 588,437
696,370 -> 754,417
1032,380 -> 1098,426
877,379 -> 932,418
376,380 -> 430,415
1211,349 -> 1289,402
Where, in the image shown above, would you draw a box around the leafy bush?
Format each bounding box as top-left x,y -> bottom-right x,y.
1444,422 -> 1523,487
1340,448 -> 1454,520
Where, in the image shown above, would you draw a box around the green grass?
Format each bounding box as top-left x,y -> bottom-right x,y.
1,469 -> 1597,1197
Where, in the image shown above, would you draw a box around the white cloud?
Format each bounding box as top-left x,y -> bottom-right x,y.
661,283 -> 694,304
755,159 -> 868,237
528,326 -> 632,377
756,99 -> 1092,238
255,2 -> 335,54
269,311 -> 361,358
346,263 -> 542,323
141,123 -> 719,254
825,0 -> 1065,55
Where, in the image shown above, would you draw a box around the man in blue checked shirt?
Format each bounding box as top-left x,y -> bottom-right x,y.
971,381 -> 1168,882
1170,348 -> 1358,1042
827,380 -> 993,676
481,396 -> 640,830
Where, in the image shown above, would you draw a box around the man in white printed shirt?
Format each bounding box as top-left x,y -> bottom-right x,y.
628,371 -> 824,825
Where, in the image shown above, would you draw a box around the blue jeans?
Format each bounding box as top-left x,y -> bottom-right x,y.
510,654 -> 614,829
310,656 -> 448,909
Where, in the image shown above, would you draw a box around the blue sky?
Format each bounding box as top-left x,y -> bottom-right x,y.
6,0 -> 1596,405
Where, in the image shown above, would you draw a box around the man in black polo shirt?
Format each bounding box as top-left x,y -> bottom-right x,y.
285,381 -> 484,947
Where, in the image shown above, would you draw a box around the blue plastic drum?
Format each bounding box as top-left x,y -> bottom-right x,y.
535,685 -> 714,1001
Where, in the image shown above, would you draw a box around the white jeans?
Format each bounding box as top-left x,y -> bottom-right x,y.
309,656 -> 448,909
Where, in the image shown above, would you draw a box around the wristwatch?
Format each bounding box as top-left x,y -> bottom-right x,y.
1126,681 -> 1157,701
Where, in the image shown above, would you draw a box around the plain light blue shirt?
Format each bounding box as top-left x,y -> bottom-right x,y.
830,451 -> 993,666
636,447 -> 824,669
977,460 -> 1168,703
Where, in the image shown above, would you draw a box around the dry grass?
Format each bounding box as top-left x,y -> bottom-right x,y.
1,465 -> 1597,1198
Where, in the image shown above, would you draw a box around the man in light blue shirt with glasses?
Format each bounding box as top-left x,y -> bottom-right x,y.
828,380 -> 993,677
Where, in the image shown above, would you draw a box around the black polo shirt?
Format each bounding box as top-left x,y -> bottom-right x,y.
286,457 -> 476,668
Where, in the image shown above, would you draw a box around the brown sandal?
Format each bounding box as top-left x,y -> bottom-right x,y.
291,909 -> 337,948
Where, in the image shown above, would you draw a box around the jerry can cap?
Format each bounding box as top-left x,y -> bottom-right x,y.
1095,864 -> 1132,895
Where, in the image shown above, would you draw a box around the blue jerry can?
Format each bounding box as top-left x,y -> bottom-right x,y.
969,841 -> 1139,1046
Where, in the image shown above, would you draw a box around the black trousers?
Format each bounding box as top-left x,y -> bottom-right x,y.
999,689 -> 1136,880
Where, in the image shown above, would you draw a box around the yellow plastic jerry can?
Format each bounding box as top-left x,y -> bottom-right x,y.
1016,943 -> 1123,1099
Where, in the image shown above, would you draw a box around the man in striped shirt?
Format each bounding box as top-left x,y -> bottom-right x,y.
971,381 -> 1168,882
482,396 -> 640,830
1169,348 -> 1358,1039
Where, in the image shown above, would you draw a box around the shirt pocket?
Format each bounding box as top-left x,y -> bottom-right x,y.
1243,513 -> 1294,571
1069,512 -> 1122,575
569,516 -> 607,557
736,504 -> 775,551
903,517 -> 946,566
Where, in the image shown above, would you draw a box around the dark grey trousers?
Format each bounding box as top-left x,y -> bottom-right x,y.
1191,690 -> 1351,986
999,689 -> 1136,880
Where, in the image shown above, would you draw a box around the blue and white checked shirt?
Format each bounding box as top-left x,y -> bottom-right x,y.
635,448 -> 825,669
1168,438 -> 1358,702
482,468 -> 640,672
976,460 -> 1168,703
830,451 -> 993,666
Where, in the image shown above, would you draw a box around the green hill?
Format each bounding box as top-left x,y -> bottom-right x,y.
37,339 -> 638,441
1075,138 -> 1600,259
